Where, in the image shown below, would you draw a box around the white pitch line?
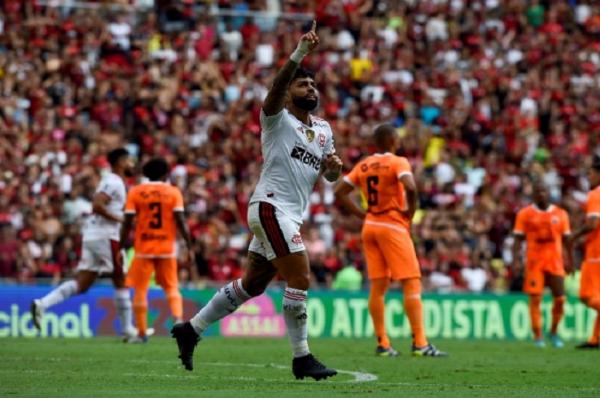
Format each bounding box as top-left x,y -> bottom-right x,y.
208,361 -> 378,383
128,359 -> 378,383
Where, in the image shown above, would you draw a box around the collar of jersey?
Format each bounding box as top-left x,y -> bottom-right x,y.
287,109 -> 313,127
532,204 -> 554,213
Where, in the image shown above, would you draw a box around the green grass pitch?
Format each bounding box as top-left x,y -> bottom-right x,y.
1,337 -> 599,398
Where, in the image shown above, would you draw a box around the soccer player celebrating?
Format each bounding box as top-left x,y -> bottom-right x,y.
567,158 -> 600,349
171,21 -> 342,380
512,182 -> 572,348
334,124 -> 446,357
31,148 -> 137,338
120,158 -> 194,343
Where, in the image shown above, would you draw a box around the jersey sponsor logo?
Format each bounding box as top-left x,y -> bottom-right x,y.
141,232 -> 169,241
551,216 -> 559,224
368,162 -> 390,171
140,190 -> 163,200
290,144 -> 321,171
318,133 -> 326,148
291,233 -> 303,245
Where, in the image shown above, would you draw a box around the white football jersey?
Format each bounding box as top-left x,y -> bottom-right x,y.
250,108 -> 336,223
82,172 -> 126,241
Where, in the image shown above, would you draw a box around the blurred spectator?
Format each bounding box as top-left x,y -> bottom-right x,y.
331,264 -> 362,291
0,1 -> 599,294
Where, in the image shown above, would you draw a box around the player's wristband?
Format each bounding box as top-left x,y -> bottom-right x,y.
290,40 -> 311,63
290,49 -> 307,63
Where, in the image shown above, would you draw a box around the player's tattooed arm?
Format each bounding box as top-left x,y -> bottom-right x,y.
399,173 -> 418,220
175,211 -> 195,266
92,192 -> 123,223
571,216 -> 599,241
562,234 -> 574,274
566,215 -> 599,253
119,213 -> 135,251
334,180 -> 366,220
511,234 -> 524,275
262,21 -> 319,116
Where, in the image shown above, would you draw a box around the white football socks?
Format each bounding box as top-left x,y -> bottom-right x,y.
114,288 -> 136,335
190,278 -> 250,336
39,280 -> 78,309
283,287 -> 310,358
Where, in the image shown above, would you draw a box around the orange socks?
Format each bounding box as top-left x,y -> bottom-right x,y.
133,288 -> 148,337
529,295 -> 542,340
403,278 -> 428,347
166,289 -> 183,322
550,296 -> 565,335
369,278 -> 390,348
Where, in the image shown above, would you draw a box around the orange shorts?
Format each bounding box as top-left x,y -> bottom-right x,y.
580,261 -> 600,300
523,267 -> 563,295
361,222 -> 420,281
126,257 -> 179,291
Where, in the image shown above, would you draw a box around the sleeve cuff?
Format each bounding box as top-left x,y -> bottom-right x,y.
398,171 -> 413,179
342,176 -> 355,187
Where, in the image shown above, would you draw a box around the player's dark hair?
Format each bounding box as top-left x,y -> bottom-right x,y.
142,158 -> 169,181
292,67 -> 315,82
592,156 -> 600,171
373,124 -> 396,150
107,148 -> 129,167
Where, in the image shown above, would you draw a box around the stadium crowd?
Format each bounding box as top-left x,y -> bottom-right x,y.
1,0 -> 599,292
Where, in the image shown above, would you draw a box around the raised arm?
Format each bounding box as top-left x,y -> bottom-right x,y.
262,21 -> 319,116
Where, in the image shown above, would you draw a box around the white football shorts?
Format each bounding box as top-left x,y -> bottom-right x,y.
76,239 -> 122,276
247,201 -> 305,261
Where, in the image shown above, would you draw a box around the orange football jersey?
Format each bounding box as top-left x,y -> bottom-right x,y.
344,153 -> 412,228
513,204 -> 570,270
124,182 -> 184,258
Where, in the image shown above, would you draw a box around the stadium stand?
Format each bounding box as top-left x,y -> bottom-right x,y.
0,0 -> 599,292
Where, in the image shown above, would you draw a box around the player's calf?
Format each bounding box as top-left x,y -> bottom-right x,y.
30,299 -> 44,332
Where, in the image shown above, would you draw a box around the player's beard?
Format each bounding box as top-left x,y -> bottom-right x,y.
292,96 -> 318,111
124,168 -> 134,177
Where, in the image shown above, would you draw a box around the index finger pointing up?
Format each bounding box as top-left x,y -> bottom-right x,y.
311,20 -> 317,33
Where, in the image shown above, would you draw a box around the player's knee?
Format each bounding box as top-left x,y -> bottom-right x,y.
286,274 -> 310,291
76,279 -> 94,293
77,284 -> 90,294
244,283 -> 266,297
